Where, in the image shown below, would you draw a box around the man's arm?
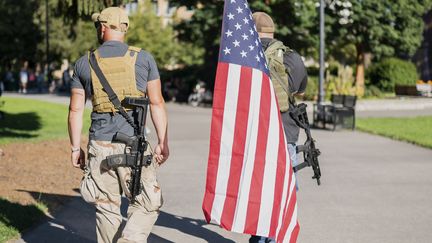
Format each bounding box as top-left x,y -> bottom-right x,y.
285,51 -> 308,97
68,88 -> 86,168
147,79 -> 169,164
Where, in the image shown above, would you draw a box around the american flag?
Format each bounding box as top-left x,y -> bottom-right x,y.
202,0 -> 299,242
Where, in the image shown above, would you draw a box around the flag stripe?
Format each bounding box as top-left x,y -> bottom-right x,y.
220,66 -> 253,230
211,63 -> 242,224
231,69 -> 263,233
256,75 -> 282,236
268,107 -> 289,237
202,62 -> 230,222
278,191 -> 298,242
243,73 -> 271,234
289,220 -> 300,243
277,174 -> 297,242
275,148 -> 294,237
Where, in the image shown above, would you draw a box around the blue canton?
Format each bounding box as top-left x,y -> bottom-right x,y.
219,0 -> 270,76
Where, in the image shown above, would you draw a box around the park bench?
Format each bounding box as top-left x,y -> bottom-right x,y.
313,94 -> 357,131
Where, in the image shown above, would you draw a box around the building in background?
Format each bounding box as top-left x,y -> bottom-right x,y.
125,0 -> 194,26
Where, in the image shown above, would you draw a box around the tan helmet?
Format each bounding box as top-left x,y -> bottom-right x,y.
92,7 -> 129,32
252,12 -> 275,33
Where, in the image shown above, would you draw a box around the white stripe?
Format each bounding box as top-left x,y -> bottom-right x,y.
276,166 -> 296,237
211,64 -> 242,223
283,203 -> 298,242
256,80 -> 280,236
275,142 -> 293,236
231,69 -> 263,232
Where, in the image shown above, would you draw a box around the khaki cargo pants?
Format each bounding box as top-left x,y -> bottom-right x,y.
80,140 -> 163,243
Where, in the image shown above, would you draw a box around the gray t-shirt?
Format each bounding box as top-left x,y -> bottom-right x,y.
261,38 -> 308,144
71,40 -> 160,141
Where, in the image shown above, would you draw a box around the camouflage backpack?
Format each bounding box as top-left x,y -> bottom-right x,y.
264,40 -> 295,113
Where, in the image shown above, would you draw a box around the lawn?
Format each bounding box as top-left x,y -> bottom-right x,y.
0,97 -> 91,145
357,116 -> 432,149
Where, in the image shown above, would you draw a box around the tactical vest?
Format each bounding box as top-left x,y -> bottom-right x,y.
264,40 -> 295,113
89,46 -> 144,113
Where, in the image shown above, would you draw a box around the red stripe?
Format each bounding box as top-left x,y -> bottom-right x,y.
276,182 -> 297,242
244,73 -> 271,234
289,221 -> 300,243
268,99 -> 289,237
220,66 -> 253,230
202,62 -> 230,222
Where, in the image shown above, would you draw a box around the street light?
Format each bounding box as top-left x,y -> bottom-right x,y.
318,0 -> 353,104
319,0 -> 325,104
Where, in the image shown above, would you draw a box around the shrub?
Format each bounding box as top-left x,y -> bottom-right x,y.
367,58 -> 418,92
303,76 -> 318,101
364,85 -> 383,98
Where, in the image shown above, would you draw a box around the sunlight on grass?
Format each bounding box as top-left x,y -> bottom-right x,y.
0,97 -> 91,145
357,116 -> 432,149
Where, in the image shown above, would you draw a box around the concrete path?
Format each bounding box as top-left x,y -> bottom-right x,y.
5,93 -> 432,242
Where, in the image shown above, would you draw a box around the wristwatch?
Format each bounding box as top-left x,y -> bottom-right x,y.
71,147 -> 80,153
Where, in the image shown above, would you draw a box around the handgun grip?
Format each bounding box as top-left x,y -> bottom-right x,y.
114,132 -> 135,146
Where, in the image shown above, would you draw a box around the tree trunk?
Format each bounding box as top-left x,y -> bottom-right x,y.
355,45 -> 365,97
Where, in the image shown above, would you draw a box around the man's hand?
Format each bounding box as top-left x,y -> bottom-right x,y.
71,148 -> 85,169
154,143 -> 169,165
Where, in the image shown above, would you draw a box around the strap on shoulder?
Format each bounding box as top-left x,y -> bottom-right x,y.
128,46 -> 142,53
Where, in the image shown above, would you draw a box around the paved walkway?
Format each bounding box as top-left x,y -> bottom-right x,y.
5,93 -> 432,242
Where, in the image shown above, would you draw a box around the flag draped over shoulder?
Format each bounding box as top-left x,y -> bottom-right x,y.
202,0 -> 299,242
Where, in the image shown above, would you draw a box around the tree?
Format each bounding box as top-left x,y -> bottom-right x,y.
0,0 -> 41,68
127,1 -> 178,69
173,0 -> 319,84
327,0 -> 432,96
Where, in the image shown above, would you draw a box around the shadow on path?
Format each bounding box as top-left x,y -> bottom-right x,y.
14,191 -> 232,243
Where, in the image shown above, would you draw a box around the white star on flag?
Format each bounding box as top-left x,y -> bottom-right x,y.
236,6 -> 243,13
225,30 -> 233,37
249,28 -> 254,35
243,17 -> 249,24
248,45 -> 254,51
233,40 -> 240,47
235,23 -> 242,30
227,13 -> 235,20
223,47 -> 231,55
255,54 -> 260,62
240,50 -> 247,57
242,33 -> 249,40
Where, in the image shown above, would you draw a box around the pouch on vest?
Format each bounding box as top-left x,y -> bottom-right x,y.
265,40 -> 295,113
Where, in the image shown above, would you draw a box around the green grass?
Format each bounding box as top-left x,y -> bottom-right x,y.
0,198 -> 48,242
0,97 -> 91,145
357,116 -> 432,149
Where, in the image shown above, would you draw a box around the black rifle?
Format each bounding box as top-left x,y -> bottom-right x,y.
104,97 -> 152,202
290,103 -> 322,185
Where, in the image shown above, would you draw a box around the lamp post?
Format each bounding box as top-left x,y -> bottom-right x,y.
319,0 -> 325,104
45,0 -> 50,76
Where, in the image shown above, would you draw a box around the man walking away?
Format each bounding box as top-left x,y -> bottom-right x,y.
250,11 -> 308,243
68,7 -> 169,243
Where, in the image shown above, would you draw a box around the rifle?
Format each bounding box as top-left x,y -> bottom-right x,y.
104,97 -> 152,202
289,103 -> 322,185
